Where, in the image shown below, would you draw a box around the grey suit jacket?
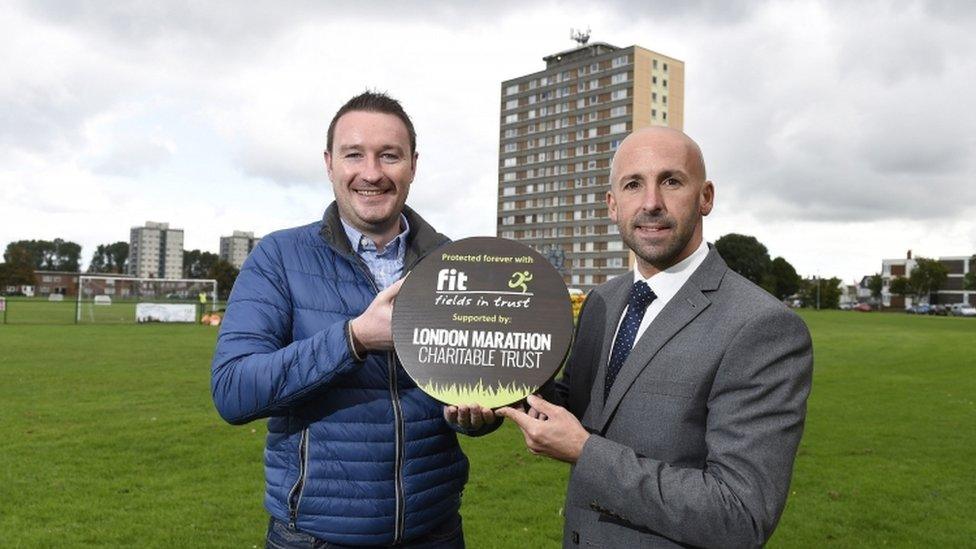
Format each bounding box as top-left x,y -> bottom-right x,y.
553,247 -> 813,548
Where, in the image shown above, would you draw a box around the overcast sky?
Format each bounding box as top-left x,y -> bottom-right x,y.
2,0 -> 974,282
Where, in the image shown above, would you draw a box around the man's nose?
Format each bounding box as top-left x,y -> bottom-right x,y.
360,156 -> 383,182
640,184 -> 664,213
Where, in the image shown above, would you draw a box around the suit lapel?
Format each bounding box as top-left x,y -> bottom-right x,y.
590,275 -> 632,413
596,247 -> 727,432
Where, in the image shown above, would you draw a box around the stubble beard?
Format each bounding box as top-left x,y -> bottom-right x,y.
621,211 -> 698,271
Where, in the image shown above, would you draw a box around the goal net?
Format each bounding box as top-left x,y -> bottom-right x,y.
76,276 -> 218,324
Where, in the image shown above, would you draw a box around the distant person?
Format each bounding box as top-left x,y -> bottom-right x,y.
498,127 -> 814,548
211,91 -> 496,548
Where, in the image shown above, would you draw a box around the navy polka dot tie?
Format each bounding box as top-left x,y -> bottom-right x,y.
605,281 -> 656,401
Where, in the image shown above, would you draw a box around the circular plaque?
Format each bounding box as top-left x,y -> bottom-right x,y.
392,237 -> 574,408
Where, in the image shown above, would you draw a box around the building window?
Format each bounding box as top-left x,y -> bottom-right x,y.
608,241 -> 623,251
610,106 -> 627,117
503,172 -> 516,182
506,84 -> 519,95
611,89 -> 627,101
504,128 -> 517,138
503,157 -> 517,167
652,76 -> 657,85
652,92 -> 657,103
652,109 -> 657,117
505,113 -> 518,124
504,142 -> 517,153
662,112 -> 668,120
663,62 -> 668,72
663,79 -> 668,88
505,99 -> 518,109
612,55 -> 628,67
611,72 -> 628,84
610,122 -> 627,134
662,95 -> 667,105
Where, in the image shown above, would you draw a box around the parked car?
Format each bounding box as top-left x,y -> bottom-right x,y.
930,304 -> 949,316
853,303 -> 872,312
906,304 -> 931,314
951,305 -> 976,317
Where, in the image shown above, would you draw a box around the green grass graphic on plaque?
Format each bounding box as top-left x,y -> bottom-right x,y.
422,379 -> 537,409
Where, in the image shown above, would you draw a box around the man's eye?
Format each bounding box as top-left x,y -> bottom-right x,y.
381,153 -> 401,162
624,180 -> 640,189
662,178 -> 681,187
345,152 -> 363,159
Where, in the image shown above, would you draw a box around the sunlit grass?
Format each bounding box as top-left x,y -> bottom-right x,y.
1,311 -> 974,546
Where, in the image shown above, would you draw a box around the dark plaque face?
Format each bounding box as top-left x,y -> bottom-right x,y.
393,237 -> 574,408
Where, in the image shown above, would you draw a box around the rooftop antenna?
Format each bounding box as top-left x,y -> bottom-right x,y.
570,27 -> 591,46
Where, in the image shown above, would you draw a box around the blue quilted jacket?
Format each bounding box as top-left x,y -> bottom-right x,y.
211,203 -> 469,545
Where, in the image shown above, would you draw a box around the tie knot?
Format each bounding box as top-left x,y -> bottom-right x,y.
629,281 -> 656,309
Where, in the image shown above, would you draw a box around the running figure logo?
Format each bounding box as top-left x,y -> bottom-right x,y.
508,271 -> 533,293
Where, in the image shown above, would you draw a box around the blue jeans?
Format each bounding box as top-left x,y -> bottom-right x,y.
265,514 -> 464,549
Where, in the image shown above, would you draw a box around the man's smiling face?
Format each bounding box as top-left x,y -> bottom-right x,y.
607,127 -> 713,278
325,110 -> 417,243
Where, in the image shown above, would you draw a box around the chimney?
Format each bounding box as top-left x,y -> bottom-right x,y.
907,249 -> 912,260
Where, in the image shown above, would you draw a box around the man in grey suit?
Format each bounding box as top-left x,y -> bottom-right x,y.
498,127 -> 813,548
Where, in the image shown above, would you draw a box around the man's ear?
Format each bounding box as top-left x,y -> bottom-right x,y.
324,150 -> 333,181
700,181 -> 714,216
606,189 -> 619,223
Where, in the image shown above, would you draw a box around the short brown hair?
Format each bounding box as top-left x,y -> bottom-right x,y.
326,91 -> 416,154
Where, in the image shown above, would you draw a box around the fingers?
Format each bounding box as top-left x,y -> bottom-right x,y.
526,394 -> 558,416
443,405 -> 458,425
496,406 -> 532,431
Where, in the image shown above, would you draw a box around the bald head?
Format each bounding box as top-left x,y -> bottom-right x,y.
610,127 -> 707,185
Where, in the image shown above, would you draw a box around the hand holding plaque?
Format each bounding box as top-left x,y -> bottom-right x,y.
392,237 -> 574,409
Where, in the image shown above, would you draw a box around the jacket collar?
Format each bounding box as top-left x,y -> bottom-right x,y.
318,202 -> 449,270
594,244 -> 728,431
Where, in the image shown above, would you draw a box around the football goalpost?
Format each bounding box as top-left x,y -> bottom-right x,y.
75,276 -> 218,324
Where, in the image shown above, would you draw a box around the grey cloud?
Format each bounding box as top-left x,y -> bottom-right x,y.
91,138 -> 174,177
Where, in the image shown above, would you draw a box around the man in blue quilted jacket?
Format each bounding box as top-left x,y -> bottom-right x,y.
212,91 -> 496,548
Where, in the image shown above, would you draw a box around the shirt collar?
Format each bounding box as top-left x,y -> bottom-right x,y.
633,239 -> 709,303
340,214 -> 411,258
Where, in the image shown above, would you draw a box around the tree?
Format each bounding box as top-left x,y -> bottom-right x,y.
714,233 -> 771,287
88,242 -> 129,273
868,273 -> 884,309
184,250 -> 219,279
965,255 -> 976,291
889,277 -> 911,299
0,244 -> 36,288
798,276 -> 842,309
767,256 -> 800,300
4,239 -> 81,272
909,257 -> 948,303
209,259 -> 239,300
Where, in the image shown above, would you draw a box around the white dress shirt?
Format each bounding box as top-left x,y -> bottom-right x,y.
609,240 -> 710,358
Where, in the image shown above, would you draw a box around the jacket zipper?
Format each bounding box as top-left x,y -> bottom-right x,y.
353,262 -> 406,544
287,427 -> 310,529
387,349 -> 406,544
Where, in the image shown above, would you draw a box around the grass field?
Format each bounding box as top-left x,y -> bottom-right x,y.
1,311 -> 974,547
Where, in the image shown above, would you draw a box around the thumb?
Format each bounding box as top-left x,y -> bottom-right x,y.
382,278 -> 406,302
